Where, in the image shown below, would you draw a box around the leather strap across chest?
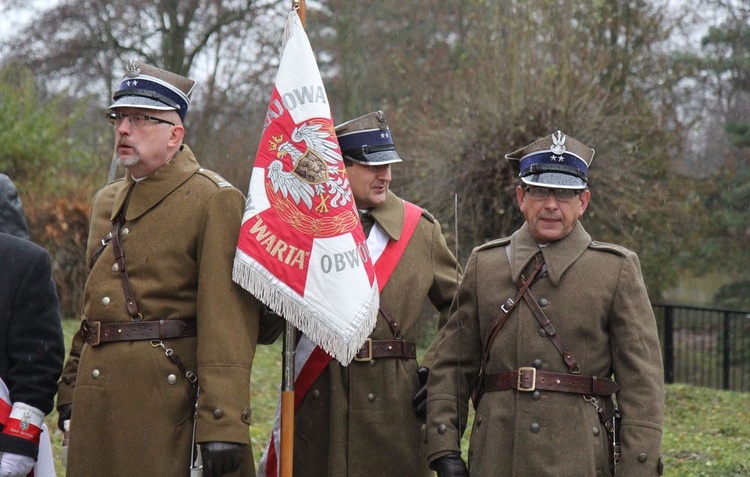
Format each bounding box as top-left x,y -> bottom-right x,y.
111,210 -> 142,320
476,251 -> 618,401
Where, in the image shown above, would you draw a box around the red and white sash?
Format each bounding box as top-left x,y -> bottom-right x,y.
258,201 -> 422,477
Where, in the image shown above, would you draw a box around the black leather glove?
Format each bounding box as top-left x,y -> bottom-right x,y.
429,453 -> 469,477
201,441 -> 243,477
57,403 -> 72,432
412,366 -> 429,418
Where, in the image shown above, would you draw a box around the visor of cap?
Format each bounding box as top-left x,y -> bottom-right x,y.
108,95 -> 177,111
345,149 -> 403,165
521,172 -> 587,189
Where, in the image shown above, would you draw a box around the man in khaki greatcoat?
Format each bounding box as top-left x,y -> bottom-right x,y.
257,110 -> 461,477
424,131 -> 664,476
56,61 -> 260,477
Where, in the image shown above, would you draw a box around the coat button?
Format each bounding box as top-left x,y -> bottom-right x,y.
592,427 -> 600,436
638,453 -> 648,463
475,416 -> 482,426
101,296 -> 111,306
537,328 -> 546,337
538,298 -> 549,307
242,408 -> 252,424
369,360 -> 376,367
438,424 -> 446,434
91,369 -> 100,379
532,359 -> 543,369
167,374 -> 177,384
312,389 -> 320,398
532,391 -> 541,401
112,262 -> 120,272
213,409 -> 223,419
121,227 -> 129,236
62,376 -> 72,385
367,393 -> 375,402
530,423 -> 540,433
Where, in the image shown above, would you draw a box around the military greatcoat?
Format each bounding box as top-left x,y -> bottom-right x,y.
425,222 -> 664,476
57,146 -> 260,477
278,190 -> 460,477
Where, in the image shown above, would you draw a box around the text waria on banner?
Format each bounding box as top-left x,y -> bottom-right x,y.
233,10 -> 378,365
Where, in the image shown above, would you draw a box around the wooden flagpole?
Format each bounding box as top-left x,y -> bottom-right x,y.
281,322 -> 295,477
280,3 -> 305,475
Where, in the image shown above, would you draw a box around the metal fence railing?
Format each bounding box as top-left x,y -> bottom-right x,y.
653,303 -> 750,392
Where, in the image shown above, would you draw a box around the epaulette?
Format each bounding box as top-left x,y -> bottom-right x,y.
196,168 -> 234,189
475,236 -> 511,252
420,208 -> 436,223
588,240 -> 630,257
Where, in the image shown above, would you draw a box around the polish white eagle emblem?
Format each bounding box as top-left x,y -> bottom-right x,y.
266,120 -> 352,215
550,130 -> 567,162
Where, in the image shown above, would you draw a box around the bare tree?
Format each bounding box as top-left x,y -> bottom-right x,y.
306,0 -> 691,295
0,0 -> 285,185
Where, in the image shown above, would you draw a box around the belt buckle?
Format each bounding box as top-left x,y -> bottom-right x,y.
501,298 -> 515,313
354,338 -> 373,362
517,367 -> 536,392
88,321 -> 102,346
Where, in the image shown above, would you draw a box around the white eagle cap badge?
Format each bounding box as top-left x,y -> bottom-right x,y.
126,59 -> 141,78
550,130 -> 566,156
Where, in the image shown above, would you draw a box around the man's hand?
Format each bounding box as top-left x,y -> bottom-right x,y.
429,452 -> 469,477
412,366 -> 429,418
57,403 -> 72,432
200,442 -> 243,477
0,452 -> 35,477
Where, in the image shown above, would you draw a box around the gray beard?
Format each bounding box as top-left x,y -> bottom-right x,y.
116,154 -> 140,168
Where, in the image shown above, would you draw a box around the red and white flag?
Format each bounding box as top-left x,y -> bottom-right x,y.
232,10 -> 378,365
257,199 -> 423,477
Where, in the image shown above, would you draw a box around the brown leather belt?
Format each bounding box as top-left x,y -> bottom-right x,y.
81,318 -> 197,347
353,338 -> 416,362
484,368 -> 619,396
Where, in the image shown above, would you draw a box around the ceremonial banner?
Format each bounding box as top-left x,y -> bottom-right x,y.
258,201 -> 424,477
232,10 -> 378,365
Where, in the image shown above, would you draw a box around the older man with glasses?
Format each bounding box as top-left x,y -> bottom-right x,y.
56,61 -> 261,477
423,131 -> 665,477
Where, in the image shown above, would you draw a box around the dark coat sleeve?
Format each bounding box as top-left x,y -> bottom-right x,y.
0,235 -> 65,411
0,234 -> 65,457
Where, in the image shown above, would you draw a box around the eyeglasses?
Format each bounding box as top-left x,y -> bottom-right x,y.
106,111 -> 175,128
524,187 -> 582,202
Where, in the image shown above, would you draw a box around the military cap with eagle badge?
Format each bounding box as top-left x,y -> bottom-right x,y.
505,130 -> 595,189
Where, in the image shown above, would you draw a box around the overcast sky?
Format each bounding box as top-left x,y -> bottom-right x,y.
0,0 -> 57,42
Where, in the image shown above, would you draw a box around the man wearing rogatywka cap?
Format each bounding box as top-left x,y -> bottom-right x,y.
424,131 -> 665,476
55,61 -> 261,477
258,110 -> 461,476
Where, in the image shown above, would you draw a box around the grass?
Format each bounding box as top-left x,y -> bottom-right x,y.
47,320 -> 750,476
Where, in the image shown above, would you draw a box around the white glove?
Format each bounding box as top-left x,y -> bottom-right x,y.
0,452 -> 35,477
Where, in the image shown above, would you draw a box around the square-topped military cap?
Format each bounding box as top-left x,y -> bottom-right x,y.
335,110 -> 402,165
109,60 -> 195,120
505,130 -> 595,189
